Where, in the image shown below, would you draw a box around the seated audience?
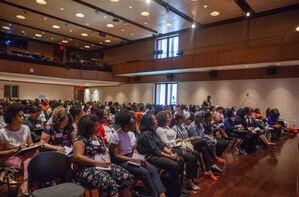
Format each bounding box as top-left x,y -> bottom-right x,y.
156,110 -> 200,190
40,108 -> 74,153
24,106 -> 44,143
110,110 -> 166,197
73,114 -> 132,196
137,113 -> 187,196
0,103 -> 39,196
96,109 -> 114,145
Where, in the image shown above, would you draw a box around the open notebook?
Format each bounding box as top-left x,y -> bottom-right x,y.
95,154 -> 111,171
13,144 -> 40,155
127,153 -> 145,167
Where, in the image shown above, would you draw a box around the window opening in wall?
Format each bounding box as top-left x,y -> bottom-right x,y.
155,35 -> 179,59
155,83 -> 177,105
4,85 -> 19,98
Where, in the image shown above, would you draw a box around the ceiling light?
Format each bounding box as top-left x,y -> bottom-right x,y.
41,32 -> 45,34
76,13 -> 85,18
84,45 -> 90,48
146,0 -> 151,3
81,33 -> 88,36
60,8 -> 64,11
129,6 -> 133,8
210,11 -> 220,16
33,37 -> 36,39
86,23 -> 89,26
92,44 -> 94,46
35,34 -> 42,37
105,40 -> 111,43
246,12 -> 250,17
110,0 -> 119,2
106,24 -> 114,28
131,33 -> 134,35
100,42 -> 103,44
121,29 -> 124,31
104,16 -> 107,18
69,38 -> 72,41
144,22 -> 148,25
296,26 -> 299,32
203,5 -> 208,8
141,12 -> 149,16
69,29 -> 72,32
36,0 -> 47,5
8,24 -> 12,26
16,15 -> 26,19
218,67 -> 222,70
44,17 -> 47,20
2,26 -> 10,30
191,24 -> 196,28
62,40 -> 68,43
165,23 -> 172,27
52,25 -> 60,29
21,30 -> 25,33
51,37 -> 54,40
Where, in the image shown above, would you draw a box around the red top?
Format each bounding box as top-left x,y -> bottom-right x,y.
97,122 -> 111,143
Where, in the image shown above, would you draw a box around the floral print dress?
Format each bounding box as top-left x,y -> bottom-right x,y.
74,135 -> 132,195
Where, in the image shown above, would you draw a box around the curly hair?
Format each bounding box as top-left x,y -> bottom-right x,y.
52,108 -> 68,127
115,109 -> 133,128
77,114 -> 99,136
156,110 -> 167,127
4,103 -> 25,124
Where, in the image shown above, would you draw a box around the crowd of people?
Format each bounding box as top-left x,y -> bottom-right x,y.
0,97 -> 287,197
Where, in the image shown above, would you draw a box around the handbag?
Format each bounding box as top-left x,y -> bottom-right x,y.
174,141 -> 194,152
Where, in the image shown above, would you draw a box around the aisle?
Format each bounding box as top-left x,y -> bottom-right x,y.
190,137 -> 299,197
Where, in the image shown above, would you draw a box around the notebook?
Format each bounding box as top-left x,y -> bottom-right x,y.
13,144 -> 40,155
127,153 -> 145,167
95,154 -> 111,171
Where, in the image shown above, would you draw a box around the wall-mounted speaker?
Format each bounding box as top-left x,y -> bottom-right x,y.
208,70 -> 217,78
266,66 -> 277,75
166,73 -> 174,81
133,76 -> 140,81
176,50 -> 184,56
99,51 -> 105,59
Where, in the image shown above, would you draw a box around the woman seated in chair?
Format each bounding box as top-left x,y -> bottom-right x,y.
96,109 -> 114,146
40,108 -> 75,153
175,112 -> 222,181
73,114 -> 132,197
110,110 -> 166,197
137,113 -> 187,196
156,110 -> 199,190
24,106 -> 44,143
203,111 -> 228,157
0,103 -> 39,196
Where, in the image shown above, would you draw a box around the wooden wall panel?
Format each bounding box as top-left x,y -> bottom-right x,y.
153,59 -> 173,71
283,42 -> 299,60
0,59 -> 126,82
173,56 -> 193,69
193,52 -> 219,68
128,65 -> 299,83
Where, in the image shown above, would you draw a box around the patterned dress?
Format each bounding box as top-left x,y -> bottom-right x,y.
74,135 -> 132,195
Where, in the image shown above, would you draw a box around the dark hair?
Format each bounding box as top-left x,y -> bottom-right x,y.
109,106 -> 116,115
236,108 -> 246,118
156,111 -> 167,127
30,106 -> 41,113
140,113 -> 155,133
4,103 -> 25,124
69,105 -> 82,119
115,110 -> 133,128
225,109 -> 233,117
77,114 -> 99,136
205,111 -> 213,119
96,109 -> 106,118
254,108 -> 260,113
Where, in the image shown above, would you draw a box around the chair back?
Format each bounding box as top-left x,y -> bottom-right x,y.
28,151 -> 71,183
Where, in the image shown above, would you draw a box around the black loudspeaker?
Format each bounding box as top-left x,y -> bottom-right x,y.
133,76 -> 140,81
166,74 -> 174,81
267,66 -> 277,75
176,50 -> 184,56
99,51 -> 105,59
208,70 -> 217,78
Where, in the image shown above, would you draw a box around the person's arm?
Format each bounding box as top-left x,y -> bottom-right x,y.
73,140 -> 110,168
110,143 -> 144,165
161,146 -> 178,161
40,132 -> 65,153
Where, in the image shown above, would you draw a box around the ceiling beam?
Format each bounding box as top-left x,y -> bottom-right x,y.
1,0 -> 130,41
234,0 -> 255,16
152,0 -> 202,28
72,0 -> 158,34
0,19 -> 105,48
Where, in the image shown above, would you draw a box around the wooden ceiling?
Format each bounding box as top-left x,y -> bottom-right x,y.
0,0 -> 298,51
